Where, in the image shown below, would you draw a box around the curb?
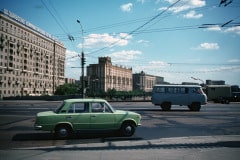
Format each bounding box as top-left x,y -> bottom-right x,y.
16,135 -> 240,150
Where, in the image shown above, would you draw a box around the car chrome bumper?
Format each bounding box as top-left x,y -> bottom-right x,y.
34,124 -> 42,130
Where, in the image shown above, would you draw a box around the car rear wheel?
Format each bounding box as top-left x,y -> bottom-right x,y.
55,125 -> 72,139
120,122 -> 136,137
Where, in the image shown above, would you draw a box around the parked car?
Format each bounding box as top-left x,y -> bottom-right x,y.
34,99 -> 141,138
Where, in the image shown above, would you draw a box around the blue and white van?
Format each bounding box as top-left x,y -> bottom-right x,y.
151,85 -> 207,111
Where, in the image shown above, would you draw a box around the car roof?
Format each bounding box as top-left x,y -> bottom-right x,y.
64,98 -> 107,103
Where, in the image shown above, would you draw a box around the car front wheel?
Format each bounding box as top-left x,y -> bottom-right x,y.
55,125 -> 72,139
120,122 -> 136,137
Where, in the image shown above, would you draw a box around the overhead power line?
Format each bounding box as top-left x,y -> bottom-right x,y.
41,0 -> 74,41
219,0 -> 233,7
86,0 -> 181,56
153,66 -> 240,74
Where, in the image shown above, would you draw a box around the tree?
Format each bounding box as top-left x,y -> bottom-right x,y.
107,88 -> 116,99
54,84 -> 78,95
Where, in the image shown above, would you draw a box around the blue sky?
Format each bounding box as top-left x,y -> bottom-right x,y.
1,0 -> 240,85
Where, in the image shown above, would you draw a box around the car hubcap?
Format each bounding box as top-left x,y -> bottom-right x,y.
125,126 -> 132,133
59,128 -> 67,137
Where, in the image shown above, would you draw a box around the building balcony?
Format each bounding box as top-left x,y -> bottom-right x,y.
24,53 -> 28,58
15,80 -> 21,85
22,87 -> 29,91
9,55 -> 14,61
8,80 -> 12,84
9,49 -> 14,54
7,63 -> 14,71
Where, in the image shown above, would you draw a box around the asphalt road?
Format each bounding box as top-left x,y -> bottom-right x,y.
0,101 -> 240,149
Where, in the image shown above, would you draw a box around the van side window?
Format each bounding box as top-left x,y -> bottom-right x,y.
167,87 -> 174,93
179,88 -> 188,94
156,87 -> 165,93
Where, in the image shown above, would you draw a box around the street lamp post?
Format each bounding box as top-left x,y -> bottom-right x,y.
191,77 -> 204,86
77,19 -> 85,98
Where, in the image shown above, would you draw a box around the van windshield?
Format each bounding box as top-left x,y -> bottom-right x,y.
193,88 -> 204,94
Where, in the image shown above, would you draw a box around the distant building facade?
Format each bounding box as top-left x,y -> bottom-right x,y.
133,71 -> 164,92
0,9 -> 66,97
87,57 -> 132,92
65,78 -> 76,84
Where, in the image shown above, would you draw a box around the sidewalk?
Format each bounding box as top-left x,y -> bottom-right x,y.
1,135 -> 240,160
18,135 -> 240,150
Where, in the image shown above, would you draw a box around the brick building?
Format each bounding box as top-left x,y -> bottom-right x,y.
87,57 -> 132,93
0,9 -> 66,97
133,71 -> 164,92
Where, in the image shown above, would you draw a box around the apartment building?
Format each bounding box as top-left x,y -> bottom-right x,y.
133,71 -> 164,92
87,57 -> 132,93
0,9 -> 66,97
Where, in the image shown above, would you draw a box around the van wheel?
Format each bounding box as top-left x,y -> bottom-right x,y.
161,102 -> 171,111
188,102 -> 201,111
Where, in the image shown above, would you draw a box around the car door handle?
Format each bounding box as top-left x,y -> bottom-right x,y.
91,115 -> 96,118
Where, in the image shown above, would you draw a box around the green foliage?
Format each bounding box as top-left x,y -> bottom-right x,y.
54,84 -> 78,95
107,88 -> 117,99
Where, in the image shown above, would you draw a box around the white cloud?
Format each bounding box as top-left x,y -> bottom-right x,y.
119,33 -> 132,39
80,33 -> 132,49
137,0 -> 145,4
134,60 -> 170,73
65,50 -> 79,61
159,0 -> 206,13
193,42 -> 220,50
197,66 -> 240,73
149,61 -> 171,67
204,26 -> 240,36
65,50 -> 81,79
228,59 -> 240,63
224,26 -> 240,35
183,10 -> 203,19
206,25 -> 222,31
120,3 -> 133,12
137,39 -> 150,46
137,39 -> 149,43
107,50 -> 142,63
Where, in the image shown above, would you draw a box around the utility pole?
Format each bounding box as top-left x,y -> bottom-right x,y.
81,51 -> 86,97
77,19 -> 85,98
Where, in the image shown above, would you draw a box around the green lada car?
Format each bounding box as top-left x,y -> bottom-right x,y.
34,99 -> 141,138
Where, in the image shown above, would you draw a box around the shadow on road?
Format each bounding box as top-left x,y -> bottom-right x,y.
12,133 -> 54,141
128,108 -> 200,112
12,132 -> 143,142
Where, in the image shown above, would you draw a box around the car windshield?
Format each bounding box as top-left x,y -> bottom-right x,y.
55,101 -> 65,113
108,103 -> 116,112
